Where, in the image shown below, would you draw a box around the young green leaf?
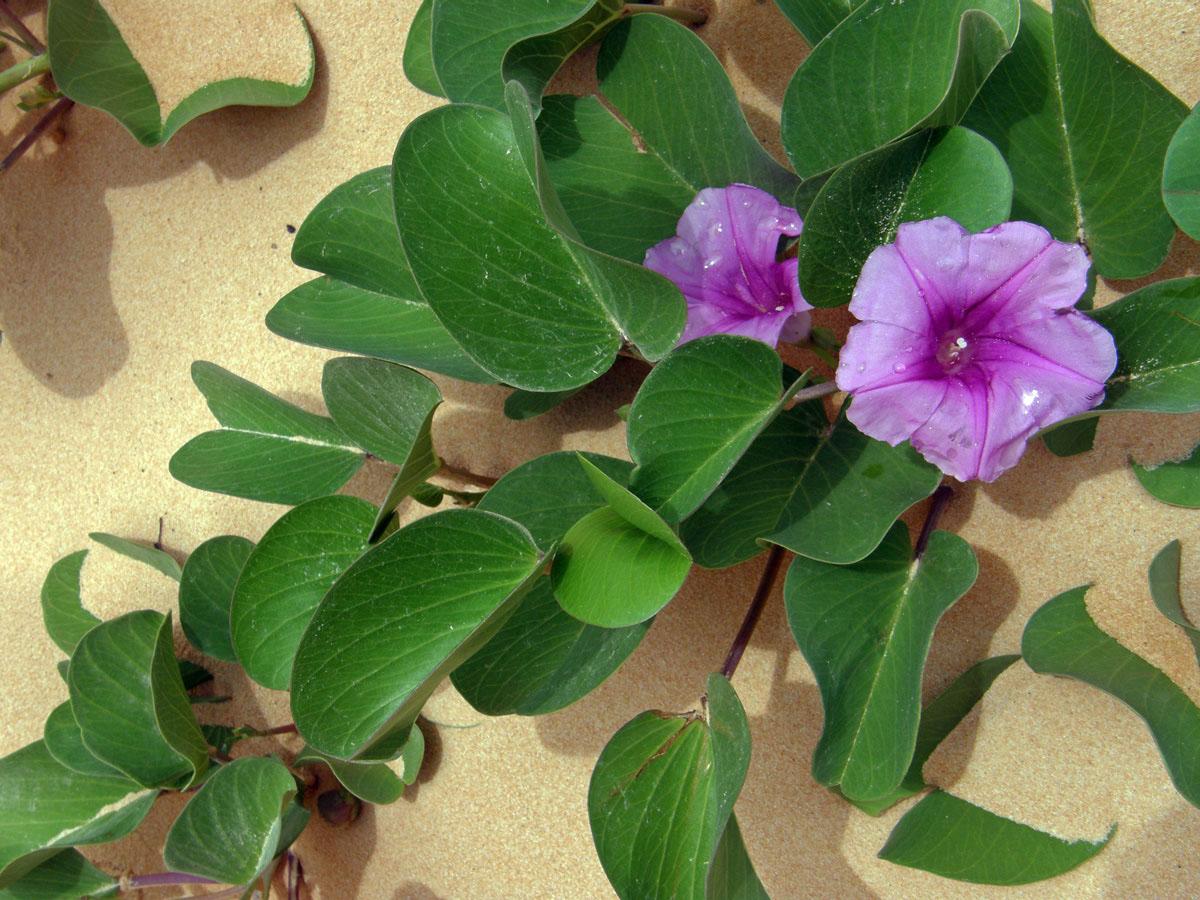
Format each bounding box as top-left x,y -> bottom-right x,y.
321,357 -> 442,466
230,496 -> 376,691
402,0 -> 444,97
771,0 -> 855,46
879,791 -> 1113,884
291,509 -> 547,761
369,411 -> 442,543
87,532 -> 181,582
1041,417 -> 1098,458
1164,103 -> 1200,240
798,127 -> 1013,308
1147,541 -> 1200,669
1132,440 -> 1200,508
781,0 -> 1020,177
43,702 -> 126,780
963,0 -> 1188,278
0,849 -> 117,900
294,740 -> 414,805
164,756 -> 298,886
178,535 -> 254,662
40,550 -> 99,656
170,361 -> 364,504
786,523 -> 978,801
1023,584 -> 1200,808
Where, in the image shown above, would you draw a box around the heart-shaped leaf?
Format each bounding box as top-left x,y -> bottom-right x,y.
178,535 -> 254,662
1147,541 -> 1200,668
786,523 -> 978,800
87,531 -> 181,582
40,551 -> 98,656
1164,103 -> 1200,240
0,849 -> 117,900
1132,440 -> 1200,508
781,0 -> 1019,178
798,126 -> 1013,308
321,358 -> 442,466
231,495 -> 376,691
962,0 -> 1188,278
291,509 -> 546,760
402,0 -> 444,97
42,702 -> 125,780
771,0 -> 855,46
880,790 -> 1113,884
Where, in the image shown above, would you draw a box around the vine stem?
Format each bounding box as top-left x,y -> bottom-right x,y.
438,462 -> 498,487
1,96 -> 72,172
0,1 -> 43,53
719,543 -> 787,680
913,483 -> 954,560
124,872 -> 221,889
0,51 -> 49,95
623,3 -> 708,25
257,723 -> 299,736
786,379 -> 840,407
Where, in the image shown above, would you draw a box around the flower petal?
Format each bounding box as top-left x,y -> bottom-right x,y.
836,321 -> 939,394
892,217 -> 974,334
848,244 -> 935,336
905,371 -> 991,482
845,378 -> 949,447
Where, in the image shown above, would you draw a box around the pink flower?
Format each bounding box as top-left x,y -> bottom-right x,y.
644,184 -> 812,347
836,217 -> 1117,482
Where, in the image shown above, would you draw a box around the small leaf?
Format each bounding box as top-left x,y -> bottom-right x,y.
1147,541 -> 1200,669
771,0 -> 855,46
179,535 -> 254,662
43,702 -> 125,780
164,756 -> 298,886
1023,584 -> 1200,808
1041,417 -> 1098,458
39,551 -> 98,656
781,0 -> 1020,177
402,0 -> 444,97
88,532 -> 181,582
1132,440 -> 1200,508
321,357 -> 442,466
1164,103 -> 1200,239
503,387 -> 581,420
786,523 -> 978,800
879,791 -> 1113,884
369,409 -> 442,543
231,496 -> 376,691
0,849 -> 117,900
294,741 -> 411,805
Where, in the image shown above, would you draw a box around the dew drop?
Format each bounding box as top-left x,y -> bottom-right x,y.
936,255 -> 958,272
892,362 -> 907,374
857,363 -> 866,372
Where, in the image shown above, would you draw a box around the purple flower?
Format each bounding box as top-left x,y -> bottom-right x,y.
644,184 -> 812,347
836,217 -> 1117,483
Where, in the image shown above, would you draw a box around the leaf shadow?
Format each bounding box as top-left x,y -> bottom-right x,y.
390,884 -> 449,900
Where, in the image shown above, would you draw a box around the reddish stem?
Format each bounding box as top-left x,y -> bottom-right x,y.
0,1 -> 43,54
719,544 -> 787,680
913,484 -> 954,561
1,96 -> 72,172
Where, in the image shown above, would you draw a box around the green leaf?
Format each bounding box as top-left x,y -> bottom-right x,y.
628,337 -> 804,524
291,509 -> 546,760
706,815 -> 769,900
368,408 -> 442,543
682,402 -> 941,568
40,551 -> 98,656
403,0 -> 444,96
1147,540 -> 1200,668
1132,440 -> 1200,508
1090,278 -> 1200,413
0,850 -> 117,900
589,673 -> 752,900
170,361 -> 364,504
1041,417 -> 1098,458
781,0 -> 1019,178
771,0 -> 855,46
87,532 -> 181,582
179,536 -> 254,662
231,495 -> 376,691
451,575 -> 650,716
43,702 -> 125,780
67,611 -> 208,788
962,0 -> 1188,278
163,756 -> 298,886
797,126 -> 1013,308
551,457 -> 692,627
503,387 -> 581,420
321,358 -> 442,466
47,0 -> 312,146
1164,103 -> 1200,240
294,741 -> 412,805
879,791 -> 1113,884
786,523 -> 978,800
597,15 -> 800,205
1023,584 -> 1200,808
0,741 -> 154,890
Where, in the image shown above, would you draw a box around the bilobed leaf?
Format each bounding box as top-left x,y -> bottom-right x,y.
786,524 -> 978,800
879,790 -> 1113,884
291,509 -> 546,760
321,357 -> 442,465
294,741 -> 411,805
1023,585 -> 1200,808
67,611 -> 208,788
0,849 -> 117,900
1041,417 -> 1098,458
1132,440 -> 1200,508
963,0 -> 1188,278
551,457 -> 692,627
682,401 -> 940,568
43,703 -> 125,780
170,361 -> 364,504
40,551 -> 98,656
0,741 -> 154,890
231,496 -> 376,691
179,535 -> 254,662
798,127 -> 1013,308
781,0 -> 1019,178
1164,103 -> 1200,239
403,0 -> 444,96
87,532 -> 181,582
1146,541 -> 1200,668
1090,278 -> 1200,413
771,0 -> 855,46
164,756 -> 298,886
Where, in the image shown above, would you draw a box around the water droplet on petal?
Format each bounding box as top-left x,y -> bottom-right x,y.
857,363 -> 866,372
936,255 -> 958,272
892,362 -> 907,374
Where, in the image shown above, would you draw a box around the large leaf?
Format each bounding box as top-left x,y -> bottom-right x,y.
1147,541 -> 1200,667
589,673 -> 753,900
772,0 -> 855,46
39,551 -> 98,656
1132,439 -> 1200,508
1164,103 -> 1200,240
163,757 -> 298,886
170,361 -> 364,504
178,535 -> 254,662
962,0 -> 1188,278
786,523 -> 977,800
879,791 -> 1113,884
231,496 -> 376,691
291,509 -> 546,760
797,126 -> 1013,308
392,100 -> 684,391
43,702 -> 125,780
781,0 -> 1019,178
47,0 -> 313,146
682,401 -> 940,568
0,850 -> 117,900
67,611 -> 208,788
402,0 -> 444,97
87,532 -> 181,582
1023,584 -> 1200,808
0,741 -> 153,890
1090,278 -> 1200,413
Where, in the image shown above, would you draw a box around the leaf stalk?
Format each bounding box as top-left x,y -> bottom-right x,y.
623,3 -> 708,25
1,95 -> 72,172
913,484 -> 954,561
0,51 -> 48,95
0,1 -> 43,54
719,543 -> 787,680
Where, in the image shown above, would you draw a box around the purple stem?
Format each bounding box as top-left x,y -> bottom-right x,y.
913,484 -> 954,561
0,0 -> 42,53
719,544 -> 787,680
1,96 -> 72,172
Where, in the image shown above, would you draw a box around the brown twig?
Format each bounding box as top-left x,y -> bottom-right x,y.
1,96 -> 72,172
0,0 -> 43,54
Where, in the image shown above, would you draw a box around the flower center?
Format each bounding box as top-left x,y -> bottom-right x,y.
936,330 -> 974,374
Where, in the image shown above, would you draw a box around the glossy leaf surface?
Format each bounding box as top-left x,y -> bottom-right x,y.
179,535 -> 254,662
1132,440 -> 1200,508
0,849 -> 117,900
321,358 -> 441,466
40,551 -> 98,656
1147,541 -> 1200,667
403,0 -> 444,97
772,0 -> 855,46
1164,103 -> 1200,239
43,702 -> 124,780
